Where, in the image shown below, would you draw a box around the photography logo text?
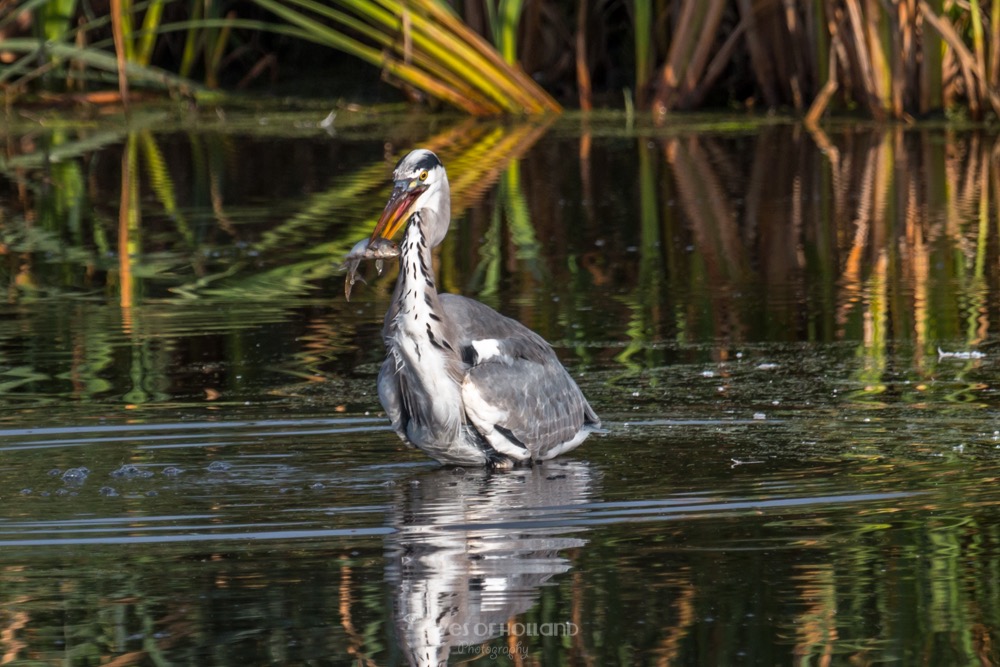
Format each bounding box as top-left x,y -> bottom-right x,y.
455,643 -> 529,660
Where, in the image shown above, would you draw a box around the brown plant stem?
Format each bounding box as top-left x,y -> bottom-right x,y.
109,0 -> 130,109
576,0 -> 591,112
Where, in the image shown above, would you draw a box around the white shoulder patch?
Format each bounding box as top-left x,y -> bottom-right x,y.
471,339 -> 504,364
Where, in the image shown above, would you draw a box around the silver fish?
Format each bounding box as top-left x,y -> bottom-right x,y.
341,237 -> 400,301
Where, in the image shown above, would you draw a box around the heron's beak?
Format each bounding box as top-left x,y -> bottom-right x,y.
370,181 -> 426,242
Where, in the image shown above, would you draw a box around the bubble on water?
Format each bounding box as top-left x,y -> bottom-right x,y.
62,467 -> 90,484
47,469 -> 62,477
20,488 -> 32,495
111,464 -> 154,479
309,482 -> 326,490
162,466 -> 184,477
99,486 -> 119,497
753,412 -> 767,420
207,461 -> 233,473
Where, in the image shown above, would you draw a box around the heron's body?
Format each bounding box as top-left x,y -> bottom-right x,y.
370,149 -> 599,467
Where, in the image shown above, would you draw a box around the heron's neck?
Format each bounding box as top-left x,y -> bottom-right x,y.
388,214 -> 459,382
385,212 -> 462,447
390,213 -> 445,336
399,213 -> 436,290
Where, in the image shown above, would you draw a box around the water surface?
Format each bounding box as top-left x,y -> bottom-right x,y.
1,109 -> 999,664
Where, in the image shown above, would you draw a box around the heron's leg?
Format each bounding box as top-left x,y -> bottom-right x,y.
485,452 -> 515,471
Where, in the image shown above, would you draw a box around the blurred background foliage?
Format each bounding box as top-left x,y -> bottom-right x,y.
4,0 -> 1000,119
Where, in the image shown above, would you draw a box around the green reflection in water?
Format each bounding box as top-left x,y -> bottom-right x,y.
0,114 -> 1000,665
615,140 -> 662,372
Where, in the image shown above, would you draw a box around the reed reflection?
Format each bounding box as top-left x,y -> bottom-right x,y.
384,461 -> 597,666
0,118 -> 554,409
607,125 -> 1000,401
5,119 -> 1000,411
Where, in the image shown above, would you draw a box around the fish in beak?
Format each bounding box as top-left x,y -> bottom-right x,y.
370,180 -> 427,243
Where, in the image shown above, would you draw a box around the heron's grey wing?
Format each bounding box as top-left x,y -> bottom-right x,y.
462,357 -> 597,460
440,295 -> 599,460
377,357 -> 414,447
380,284 -> 439,449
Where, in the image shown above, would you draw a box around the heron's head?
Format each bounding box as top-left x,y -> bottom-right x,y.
370,149 -> 451,248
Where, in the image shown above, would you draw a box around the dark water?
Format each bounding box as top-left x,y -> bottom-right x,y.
2,108 -> 1000,665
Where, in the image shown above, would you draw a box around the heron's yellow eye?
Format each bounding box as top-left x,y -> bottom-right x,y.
419,170 -> 428,182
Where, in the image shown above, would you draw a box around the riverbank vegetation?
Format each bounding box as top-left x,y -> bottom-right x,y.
3,0 -> 1000,120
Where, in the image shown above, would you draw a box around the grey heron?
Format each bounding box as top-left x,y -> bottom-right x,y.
367,149 -> 600,467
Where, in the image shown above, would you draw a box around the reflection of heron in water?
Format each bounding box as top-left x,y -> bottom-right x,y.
384,461 -> 598,666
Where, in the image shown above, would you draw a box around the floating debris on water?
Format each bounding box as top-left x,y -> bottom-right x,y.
937,347 -> 985,360
731,458 -> 765,467
319,110 -> 337,130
